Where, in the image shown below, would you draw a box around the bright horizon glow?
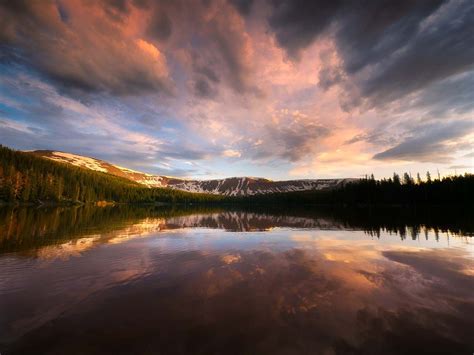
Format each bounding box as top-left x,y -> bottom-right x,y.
0,0 -> 472,180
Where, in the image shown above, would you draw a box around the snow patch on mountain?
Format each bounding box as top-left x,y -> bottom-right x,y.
48,152 -> 108,172
30,150 -> 356,195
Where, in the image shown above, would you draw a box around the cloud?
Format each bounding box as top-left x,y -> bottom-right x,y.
317,65 -> 342,91
345,130 -> 398,147
194,78 -> 216,98
141,0 -> 258,95
268,0 -> 343,59
0,0 -> 259,98
158,145 -> 210,161
229,0 -> 254,16
406,71 -> 474,117
146,6 -> 173,41
373,120 -> 473,163
7,232 -> 473,355
252,116 -> 331,162
1,0 -> 473,178
267,0 -> 473,109
273,123 -> 330,161
382,248 -> 473,297
334,0 -> 446,74
0,71 -> 220,176
222,149 -> 241,158
449,165 -> 471,170
356,0 -> 474,106
0,1 -> 173,96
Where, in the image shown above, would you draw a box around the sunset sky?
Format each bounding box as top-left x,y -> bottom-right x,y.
0,0 -> 472,179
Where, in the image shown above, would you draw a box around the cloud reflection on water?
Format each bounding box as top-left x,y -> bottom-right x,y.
0,208 -> 472,354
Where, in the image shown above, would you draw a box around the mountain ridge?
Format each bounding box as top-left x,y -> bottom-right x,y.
29,150 -> 356,196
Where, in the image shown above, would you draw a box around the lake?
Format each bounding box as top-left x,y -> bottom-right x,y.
0,205 -> 473,354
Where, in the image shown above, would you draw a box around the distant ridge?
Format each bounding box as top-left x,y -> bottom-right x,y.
30,150 -> 356,196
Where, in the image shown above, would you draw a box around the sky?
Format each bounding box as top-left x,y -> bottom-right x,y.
0,0 -> 473,180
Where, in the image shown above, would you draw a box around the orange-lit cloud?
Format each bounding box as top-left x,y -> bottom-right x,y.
0,0 -> 472,178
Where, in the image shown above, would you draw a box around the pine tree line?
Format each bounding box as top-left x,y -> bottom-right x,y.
238,172 -> 474,206
0,145 -> 472,206
0,145 -> 224,204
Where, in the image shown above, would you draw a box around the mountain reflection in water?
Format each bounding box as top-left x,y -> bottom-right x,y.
0,205 -> 473,355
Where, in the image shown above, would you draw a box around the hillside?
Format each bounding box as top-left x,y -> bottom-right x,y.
30,150 -> 354,196
30,150 -> 167,187
0,146 -> 224,204
2,145 -> 471,207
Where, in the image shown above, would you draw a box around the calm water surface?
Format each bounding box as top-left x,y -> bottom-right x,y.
0,206 -> 473,354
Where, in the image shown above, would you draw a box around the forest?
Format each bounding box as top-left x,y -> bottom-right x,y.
0,145 -> 472,206
240,172 -> 474,207
0,145 -> 224,204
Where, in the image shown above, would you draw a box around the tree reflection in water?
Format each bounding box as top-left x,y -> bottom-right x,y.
0,205 -> 472,354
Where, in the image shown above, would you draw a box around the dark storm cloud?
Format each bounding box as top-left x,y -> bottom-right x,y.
317,65 -> 342,91
0,1 -> 173,96
194,78 -> 216,98
172,0 -> 257,97
0,0 -> 257,98
268,0 -> 474,107
404,71 -> 474,117
196,65 -> 220,84
229,0 -> 254,16
268,0 -> 343,58
192,59 -> 221,98
345,71 -> 474,161
334,0 -> 446,74
0,0 -> 254,97
267,0 -> 445,63
102,0 -> 131,20
373,120 -> 473,163
209,23 -> 254,93
0,0 -> 261,104
146,7 -> 173,41
358,0 -> 474,105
